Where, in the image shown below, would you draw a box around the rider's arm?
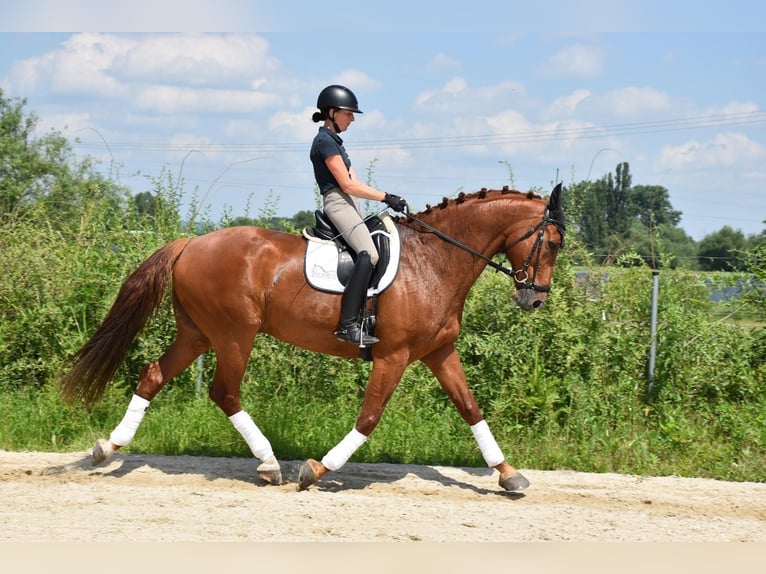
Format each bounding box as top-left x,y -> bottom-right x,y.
325,155 -> 386,202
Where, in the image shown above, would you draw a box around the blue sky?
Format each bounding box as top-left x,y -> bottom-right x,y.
0,1 -> 764,240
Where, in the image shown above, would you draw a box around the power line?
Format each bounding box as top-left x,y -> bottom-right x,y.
72,111 -> 766,154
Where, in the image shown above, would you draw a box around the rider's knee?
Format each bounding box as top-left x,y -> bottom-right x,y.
357,250 -> 378,268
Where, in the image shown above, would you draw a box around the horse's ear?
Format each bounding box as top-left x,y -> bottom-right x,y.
550,182 -> 563,211
548,183 -> 567,245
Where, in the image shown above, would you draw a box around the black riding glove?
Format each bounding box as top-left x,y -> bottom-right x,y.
383,193 -> 408,212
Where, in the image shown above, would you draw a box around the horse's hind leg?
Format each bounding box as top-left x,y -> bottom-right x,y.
92,329 -> 208,466
207,339 -> 282,485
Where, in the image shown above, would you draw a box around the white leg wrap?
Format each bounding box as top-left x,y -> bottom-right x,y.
321,427 -> 368,471
229,410 -> 274,461
471,420 -> 505,467
109,394 -> 150,447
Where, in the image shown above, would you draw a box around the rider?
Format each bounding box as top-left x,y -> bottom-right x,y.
310,84 -> 408,347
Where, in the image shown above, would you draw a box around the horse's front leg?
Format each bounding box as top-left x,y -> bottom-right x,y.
298,357 -> 406,490
422,344 -> 530,492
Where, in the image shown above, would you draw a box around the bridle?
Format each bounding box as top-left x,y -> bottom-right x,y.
404,202 -> 564,293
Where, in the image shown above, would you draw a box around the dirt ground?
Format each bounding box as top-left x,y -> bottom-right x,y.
1,449 -> 765,544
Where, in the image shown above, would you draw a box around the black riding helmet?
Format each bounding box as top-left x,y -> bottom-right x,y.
316,85 -> 363,114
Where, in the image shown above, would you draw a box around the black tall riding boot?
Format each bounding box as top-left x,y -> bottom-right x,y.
336,251 -> 379,347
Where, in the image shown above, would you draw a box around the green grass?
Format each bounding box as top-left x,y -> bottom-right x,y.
2,375 -> 764,484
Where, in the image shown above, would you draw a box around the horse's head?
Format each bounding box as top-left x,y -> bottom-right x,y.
504,183 -> 566,311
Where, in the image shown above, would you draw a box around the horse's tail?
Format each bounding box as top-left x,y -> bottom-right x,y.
59,237 -> 192,406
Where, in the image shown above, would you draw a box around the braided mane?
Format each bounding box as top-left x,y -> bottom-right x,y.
393,186 -> 543,227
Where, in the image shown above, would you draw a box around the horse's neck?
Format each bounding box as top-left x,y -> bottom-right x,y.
417,197 -> 539,258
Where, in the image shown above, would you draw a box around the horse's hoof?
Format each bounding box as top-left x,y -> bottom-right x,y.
297,458 -> 327,491
499,471 -> 530,491
91,438 -> 114,466
257,457 -> 282,485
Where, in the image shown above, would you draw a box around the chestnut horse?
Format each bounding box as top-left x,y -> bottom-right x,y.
60,184 -> 565,492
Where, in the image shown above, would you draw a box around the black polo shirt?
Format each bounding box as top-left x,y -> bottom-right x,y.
310,126 -> 352,194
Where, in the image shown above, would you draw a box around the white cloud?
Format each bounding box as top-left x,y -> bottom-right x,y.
135,85 -> 282,114
407,77 -> 589,159
707,101 -> 760,116
598,86 -> 672,117
485,108 -> 532,135
267,108 -> 318,141
8,33 -> 129,97
543,44 -> 603,77
427,52 -> 461,74
485,109 -> 601,158
332,69 -> 382,93
415,77 -> 465,112
34,112 -> 93,136
543,88 -> 591,119
7,33 -> 281,100
657,132 -> 766,171
414,77 -> 523,115
444,77 -> 468,95
115,34 -> 279,87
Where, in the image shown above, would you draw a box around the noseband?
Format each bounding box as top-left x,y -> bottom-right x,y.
502,204 -> 565,292
404,202 -> 564,293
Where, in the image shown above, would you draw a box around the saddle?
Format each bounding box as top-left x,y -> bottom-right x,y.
302,210 -> 400,295
302,210 -> 401,362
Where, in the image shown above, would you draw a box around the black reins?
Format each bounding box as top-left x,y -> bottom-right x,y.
403,203 -> 561,293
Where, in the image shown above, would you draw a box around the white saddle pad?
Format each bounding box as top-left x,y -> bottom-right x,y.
302,211 -> 401,294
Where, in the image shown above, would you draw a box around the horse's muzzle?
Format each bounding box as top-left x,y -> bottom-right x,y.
512,288 -> 547,311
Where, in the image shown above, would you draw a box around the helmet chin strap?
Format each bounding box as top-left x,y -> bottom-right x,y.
329,109 -> 342,134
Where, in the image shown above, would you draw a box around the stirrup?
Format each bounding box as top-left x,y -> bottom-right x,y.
336,325 -> 379,348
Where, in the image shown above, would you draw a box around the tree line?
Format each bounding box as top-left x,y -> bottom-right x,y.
566,161 -> 765,271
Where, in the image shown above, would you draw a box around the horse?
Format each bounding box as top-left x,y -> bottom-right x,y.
59,183 -> 566,492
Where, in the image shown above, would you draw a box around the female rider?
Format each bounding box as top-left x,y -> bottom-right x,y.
310,85 -> 408,347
